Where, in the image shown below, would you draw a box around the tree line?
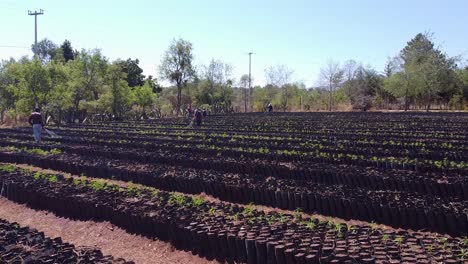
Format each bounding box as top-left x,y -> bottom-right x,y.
0,33 -> 467,124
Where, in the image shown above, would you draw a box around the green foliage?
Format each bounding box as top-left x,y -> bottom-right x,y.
293,208 -> 303,220
159,38 -> 195,116
191,196 -> 205,207
0,164 -> 16,173
242,203 -> 255,216
168,193 -> 186,206
89,180 -> 106,191
117,58 -> 144,87
60,40 -> 76,62
208,207 -> 216,216
133,81 -> 156,117
32,171 -> 58,183
127,184 -> 142,197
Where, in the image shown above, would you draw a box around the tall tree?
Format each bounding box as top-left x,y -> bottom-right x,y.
239,74 -> 250,112
31,38 -> 58,63
133,81 -> 156,119
118,58 -> 145,87
159,38 -> 195,116
60,40 -> 75,62
320,60 -> 344,111
197,59 -> 234,113
265,64 -> 294,111
103,63 -> 134,120
0,59 -> 18,123
145,75 -> 162,93
67,49 -> 108,122
398,33 -> 459,111
346,66 -> 382,111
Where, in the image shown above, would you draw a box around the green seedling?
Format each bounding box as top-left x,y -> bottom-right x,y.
168,193 -> 186,206
208,207 -> 216,216
382,234 -> 390,243
127,185 -> 142,197
305,218 -> 316,231
0,164 -> 16,173
89,180 -> 106,191
394,236 -> 404,246
191,197 -> 205,207
242,203 -> 254,216
293,208 -> 303,220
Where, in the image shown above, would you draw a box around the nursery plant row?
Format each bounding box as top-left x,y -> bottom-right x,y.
0,218 -> 130,263
0,148 -> 466,237
0,163 -> 466,264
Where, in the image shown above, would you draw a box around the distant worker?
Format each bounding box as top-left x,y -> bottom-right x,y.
28,108 -> 43,143
195,109 -> 203,126
267,103 -> 273,113
187,105 -> 193,118
202,109 -> 207,118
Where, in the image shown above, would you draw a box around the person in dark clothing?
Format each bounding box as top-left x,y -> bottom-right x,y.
267,103 -> 273,113
195,109 -> 203,126
28,108 -> 43,142
202,109 -> 207,118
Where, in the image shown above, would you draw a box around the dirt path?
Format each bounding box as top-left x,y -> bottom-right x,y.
0,198 -> 217,264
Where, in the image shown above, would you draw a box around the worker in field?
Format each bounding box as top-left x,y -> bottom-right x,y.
267,103 -> 273,113
195,109 -> 203,126
28,108 -> 43,143
202,109 -> 207,118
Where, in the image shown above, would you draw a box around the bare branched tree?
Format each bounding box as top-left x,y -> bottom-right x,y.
320,60 -> 344,111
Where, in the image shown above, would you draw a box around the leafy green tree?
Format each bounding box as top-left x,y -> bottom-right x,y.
196,59 -> 233,113
47,60 -> 70,125
133,81 -> 156,119
118,58 -> 145,87
31,38 -> 58,63
159,38 -> 195,116
386,32 -> 460,111
14,58 -> 53,113
60,40 -> 76,62
145,75 -> 162,93
0,59 -> 18,123
346,66 -> 383,111
67,49 -> 108,122
102,63 -> 134,120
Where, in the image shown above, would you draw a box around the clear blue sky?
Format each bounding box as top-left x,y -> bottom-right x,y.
0,0 -> 467,87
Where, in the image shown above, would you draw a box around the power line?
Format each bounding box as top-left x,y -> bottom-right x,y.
0,45 -> 29,49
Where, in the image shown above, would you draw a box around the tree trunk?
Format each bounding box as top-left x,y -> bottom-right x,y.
426,94 -> 432,112
249,87 -> 253,112
244,90 -> 248,112
404,88 -> 409,111
58,109 -> 62,127
329,91 -> 333,112
176,84 -> 182,117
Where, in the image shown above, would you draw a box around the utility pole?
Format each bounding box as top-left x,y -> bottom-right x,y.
28,9 -> 44,55
248,52 -> 254,111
